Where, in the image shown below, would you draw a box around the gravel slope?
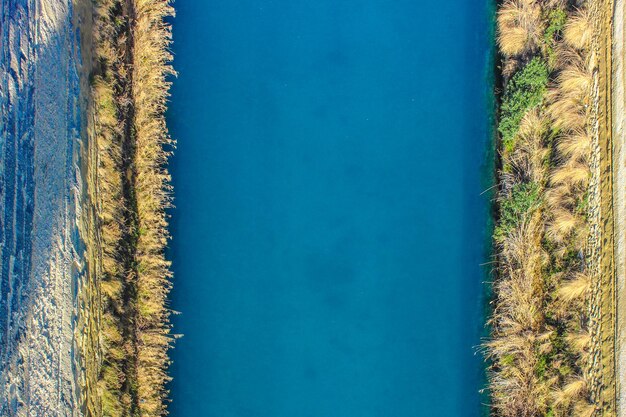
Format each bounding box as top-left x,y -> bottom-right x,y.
0,0 -> 85,415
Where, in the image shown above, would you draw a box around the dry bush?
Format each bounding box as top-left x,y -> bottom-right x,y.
556,129 -> 591,163
564,8 -> 592,50
557,272 -> 591,303
553,377 -> 588,407
497,0 -> 544,56
506,110 -> 550,183
547,208 -> 582,243
573,401 -> 597,417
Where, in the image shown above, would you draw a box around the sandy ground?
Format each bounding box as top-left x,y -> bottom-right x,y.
613,0 -> 626,412
0,0 -> 86,415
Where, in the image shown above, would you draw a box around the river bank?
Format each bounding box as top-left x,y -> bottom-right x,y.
487,0 -> 617,415
0,0 -> 175,415
78,0 -> 175,415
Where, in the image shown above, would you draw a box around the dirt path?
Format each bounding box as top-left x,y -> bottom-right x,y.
585,0 -> 617,414
0,0 -> 86,415
613,0 -> 626,412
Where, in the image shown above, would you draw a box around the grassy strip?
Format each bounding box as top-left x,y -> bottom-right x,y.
91,1 -> 136,414
487,1 -> 596,416
86,0 -> 174,415
132,0 -> 175,414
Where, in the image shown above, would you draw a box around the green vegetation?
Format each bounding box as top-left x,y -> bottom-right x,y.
544,8 -> 567,46
487,1 -> 597,416
498,57 -> 549,152
543,7 -> 567,65
494,182 -> 541,241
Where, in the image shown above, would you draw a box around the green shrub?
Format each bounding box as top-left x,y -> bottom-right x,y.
535,354 -> 548,379
544,8 -> 567,46
495,182 -> 542,241
499,58 -> 549,152
544,8 -> 567,65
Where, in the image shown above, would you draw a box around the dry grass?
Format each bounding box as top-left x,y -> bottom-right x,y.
90,2 -> 132,414
557,273 -> 591,304
574,401 -> 598,417
86,0 -> 174,416
546,208 -> 582,243
497,0 -> 544,56
564,8 -> 593,51
508,110 -> 550,183
550,162 -> 590,187
556,129 -> 591,162
567,331 -> 592,353
487,212 -> 553,416
553,378 -> 588,407
132,0 -> 175,414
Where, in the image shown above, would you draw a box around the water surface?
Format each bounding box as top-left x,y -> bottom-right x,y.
168,1 -> 494,415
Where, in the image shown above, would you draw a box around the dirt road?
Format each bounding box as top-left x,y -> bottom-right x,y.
0,0 -> 86,415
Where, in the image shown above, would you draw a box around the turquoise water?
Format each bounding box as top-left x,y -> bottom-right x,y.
167,1 -> 494,416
